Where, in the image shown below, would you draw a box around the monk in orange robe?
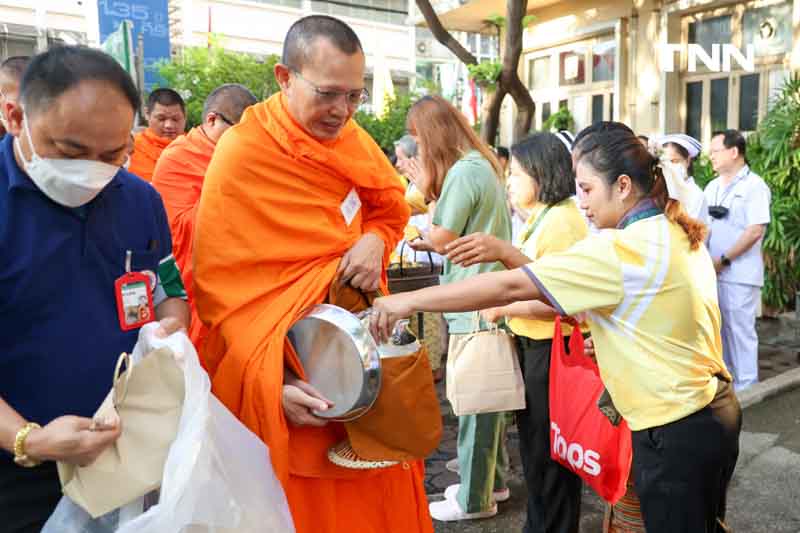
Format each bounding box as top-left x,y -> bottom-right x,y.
129,88 -> 186,182
194,15 -> 433,533
151,84 -> 257,349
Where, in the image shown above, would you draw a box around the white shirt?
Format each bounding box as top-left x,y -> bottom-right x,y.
704,165 -> 771,286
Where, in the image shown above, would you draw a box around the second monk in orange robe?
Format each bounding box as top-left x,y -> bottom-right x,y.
194,15 -> 433,533
151,84 -> 257,349
129,88 -> 186,182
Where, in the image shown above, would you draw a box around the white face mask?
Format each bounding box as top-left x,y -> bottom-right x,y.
14,113 -> 120,207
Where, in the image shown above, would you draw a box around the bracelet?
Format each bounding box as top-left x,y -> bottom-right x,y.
13,422 -> 42,468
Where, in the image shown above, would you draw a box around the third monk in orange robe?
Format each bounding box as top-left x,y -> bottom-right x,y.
151,84 -> 257,349
194,15 -> 433,533
129,88 -> 186,182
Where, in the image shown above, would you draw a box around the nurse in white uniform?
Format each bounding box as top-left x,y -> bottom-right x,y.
658,133 -> 710,225
704,129 -> 771,392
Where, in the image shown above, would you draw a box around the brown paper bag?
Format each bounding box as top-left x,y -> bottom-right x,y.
57,347 -> 185,518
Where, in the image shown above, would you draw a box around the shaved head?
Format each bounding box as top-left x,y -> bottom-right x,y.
202,83 -> 257,124
282,15 -> 363,72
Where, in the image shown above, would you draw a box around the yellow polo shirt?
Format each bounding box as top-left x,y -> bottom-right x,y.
523,214 -> 730,431
509,199 -> 588,340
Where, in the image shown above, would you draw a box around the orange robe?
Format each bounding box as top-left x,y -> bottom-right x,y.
129,128 -> 173,182
194,94 -> 431,533
151,126 -> 211,349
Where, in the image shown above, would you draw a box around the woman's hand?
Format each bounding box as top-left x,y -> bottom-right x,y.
398,156 -> 424,187
370,294 -> 415,344
282,376 -> 334,428
480,307 -> 505,324
407,236 -> 435,253
446,233 -> 511,267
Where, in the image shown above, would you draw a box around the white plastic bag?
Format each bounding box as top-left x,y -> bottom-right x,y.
43,323 -> 295,533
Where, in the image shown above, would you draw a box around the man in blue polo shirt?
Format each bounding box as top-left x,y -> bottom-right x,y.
0,46 -> 189,532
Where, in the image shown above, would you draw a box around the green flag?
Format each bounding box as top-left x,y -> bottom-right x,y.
101,20 -> 135,85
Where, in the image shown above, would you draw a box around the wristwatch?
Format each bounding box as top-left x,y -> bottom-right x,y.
13,422 -> 42,468
720,254 -> 732,268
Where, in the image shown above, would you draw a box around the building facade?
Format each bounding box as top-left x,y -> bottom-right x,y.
430,0 -> 799,147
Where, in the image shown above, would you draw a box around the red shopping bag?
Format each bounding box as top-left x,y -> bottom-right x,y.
549,316 -> 633,504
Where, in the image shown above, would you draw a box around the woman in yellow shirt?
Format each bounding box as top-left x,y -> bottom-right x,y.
444,132 -> 588,533
370,122 -> 742,533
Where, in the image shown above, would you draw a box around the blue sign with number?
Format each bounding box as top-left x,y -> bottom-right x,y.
98,0 -> 170,91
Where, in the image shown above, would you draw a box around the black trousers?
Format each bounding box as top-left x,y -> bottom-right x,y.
631,380 -> 742,533
0,457 -> 62,533
515,336 -> 582,533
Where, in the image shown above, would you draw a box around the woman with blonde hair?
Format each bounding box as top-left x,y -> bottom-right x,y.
401,95 -> 513,522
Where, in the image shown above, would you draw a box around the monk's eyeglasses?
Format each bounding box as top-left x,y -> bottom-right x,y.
291,69 -> 369,108
211,111 -> 234,126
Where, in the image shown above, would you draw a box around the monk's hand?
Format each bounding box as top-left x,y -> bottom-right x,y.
338,233 -> 384,292
282,376 -> 334,428
446,232 -> 508,267
369,294 -> 414,344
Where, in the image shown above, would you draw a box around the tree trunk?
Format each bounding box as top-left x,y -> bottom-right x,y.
499,0 -> 535,140
415,0 -> 535,144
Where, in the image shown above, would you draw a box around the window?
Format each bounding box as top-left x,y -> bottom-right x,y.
688,15 -> 732,55
710,77 -> 729,132
743,2 -> 792,57
310,0 -> 407,24
686,81 -> 703,140
592,94 -> 604,124
559,99 -> 568,110
592,41 -> 615,82
467,33 -> 478,54
541,102 -> 552,124
739,73 -> 760,131
256,0 -> 303,7
559,46 -> 586,86
529,56 -> 550,90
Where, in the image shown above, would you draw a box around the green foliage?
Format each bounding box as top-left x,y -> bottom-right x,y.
692,153 -> 715,190
541,105 -> 574,132
484,14 -> 505,29
354,94 -> 415,153
155,39 -> 279,128
522,15 -> 537,28
746,73 -> 800,310
467,61 -> 502,88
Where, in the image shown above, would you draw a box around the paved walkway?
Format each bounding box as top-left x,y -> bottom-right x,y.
424,314 -> 800,532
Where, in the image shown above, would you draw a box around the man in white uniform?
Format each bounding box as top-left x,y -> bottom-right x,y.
705,129 -> 771,392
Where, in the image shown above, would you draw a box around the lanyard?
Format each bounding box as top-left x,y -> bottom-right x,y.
714,166 -> 750,207
518,205 -> 552,247
618,199 -> 662,230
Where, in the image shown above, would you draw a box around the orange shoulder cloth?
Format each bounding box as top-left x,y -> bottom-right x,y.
151,127 -> 215,348
129,129 -> 174,182
193,93 -> 409,483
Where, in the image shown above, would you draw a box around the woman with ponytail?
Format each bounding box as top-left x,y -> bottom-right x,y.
370,121 -> 742,533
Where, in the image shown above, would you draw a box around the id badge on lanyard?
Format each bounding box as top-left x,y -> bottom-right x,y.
114,250 -> 155,331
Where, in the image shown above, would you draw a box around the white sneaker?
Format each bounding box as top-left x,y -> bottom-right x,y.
445,458 -> 460,474
429,497 -> 497,522
444,483 -> 511,504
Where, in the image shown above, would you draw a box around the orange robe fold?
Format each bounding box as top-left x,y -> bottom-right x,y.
129,128 -> 174,182
151,126 -> 211,349
194,94 -> 430,533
